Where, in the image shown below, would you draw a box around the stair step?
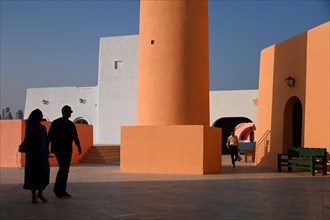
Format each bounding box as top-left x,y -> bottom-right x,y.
79,145 -> 120,164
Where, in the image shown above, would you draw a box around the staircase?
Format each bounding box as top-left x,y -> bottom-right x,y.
80,145 -> 120,163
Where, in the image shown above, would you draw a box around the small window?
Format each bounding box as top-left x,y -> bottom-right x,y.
114,60 -> 123,69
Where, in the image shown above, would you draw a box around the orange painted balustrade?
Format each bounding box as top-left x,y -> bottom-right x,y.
0,120 -> 93,167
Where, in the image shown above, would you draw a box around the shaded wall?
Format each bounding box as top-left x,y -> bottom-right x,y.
0,120 -> 93,167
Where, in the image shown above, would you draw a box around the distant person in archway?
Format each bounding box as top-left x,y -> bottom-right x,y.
226,131 -> 239,167
23,109 -> 50,203
49,105 -> 82,198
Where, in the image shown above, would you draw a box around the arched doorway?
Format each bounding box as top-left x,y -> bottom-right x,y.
212,117 -> 252,154
283,97 -> 303,150
292,99 -> 302,147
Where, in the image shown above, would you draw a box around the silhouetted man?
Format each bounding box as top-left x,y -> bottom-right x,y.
49,105 -> 82,198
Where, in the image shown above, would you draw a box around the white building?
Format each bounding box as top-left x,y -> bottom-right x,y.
24,35 -> 258,145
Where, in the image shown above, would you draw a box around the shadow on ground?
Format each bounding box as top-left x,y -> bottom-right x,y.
1,172 -> 329,220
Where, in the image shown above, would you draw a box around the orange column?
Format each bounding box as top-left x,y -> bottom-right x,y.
137,0 -> 210,126
121,0 -> 221,175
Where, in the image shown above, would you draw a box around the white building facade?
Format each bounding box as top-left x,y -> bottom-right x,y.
24,35 -> 258,145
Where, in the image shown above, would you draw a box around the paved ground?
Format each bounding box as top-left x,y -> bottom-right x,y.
1,155 -> 329,220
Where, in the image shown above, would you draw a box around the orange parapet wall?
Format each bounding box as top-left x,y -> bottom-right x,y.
0,120 -> 23,167
0,120 -> 93,167
121,126 -> 221,174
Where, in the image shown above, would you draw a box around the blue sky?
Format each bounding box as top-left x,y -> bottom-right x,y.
1,0 -> 329,114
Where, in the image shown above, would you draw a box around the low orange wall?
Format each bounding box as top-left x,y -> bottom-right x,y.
0,120 -> 24,167
121,125 -> 221,174
0,120 -> 93,167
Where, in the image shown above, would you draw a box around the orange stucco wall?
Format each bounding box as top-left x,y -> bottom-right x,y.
121,126 -> 221,174
137,0 -> 210,126
0,120 -> 24,167
256,46 -> 275,165
0,120 -> 93,167
256,22 -> 330,167
304,22 -> 330,149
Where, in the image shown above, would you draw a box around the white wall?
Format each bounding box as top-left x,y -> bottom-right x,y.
24,35 -> 259,146
210,90 -> 258,125
96,35 -> 139,144
24,86 -> 97,136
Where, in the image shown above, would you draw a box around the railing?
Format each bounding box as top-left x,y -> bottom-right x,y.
255,130 -> 271,163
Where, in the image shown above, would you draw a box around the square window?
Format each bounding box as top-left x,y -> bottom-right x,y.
114,60 -> 123,69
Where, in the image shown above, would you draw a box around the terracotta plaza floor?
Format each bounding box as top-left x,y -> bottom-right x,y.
1,155 -> 329,220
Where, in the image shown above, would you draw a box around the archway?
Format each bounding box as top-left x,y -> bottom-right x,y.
235,122 -> 256,142
74,117 -> 89,125
212,117 -> 252,154
283,97 -> 303,150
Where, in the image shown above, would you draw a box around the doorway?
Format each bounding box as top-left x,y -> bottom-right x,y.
292,99 -> 302,147
283,97 -> 303,149
212,117 -> 252,154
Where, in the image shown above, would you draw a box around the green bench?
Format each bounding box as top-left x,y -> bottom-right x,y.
277,147 -> 327,176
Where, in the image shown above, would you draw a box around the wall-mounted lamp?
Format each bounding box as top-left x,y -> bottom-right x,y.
285,76 -> 295,87
79,98 -> 86,104
42,100 -> 49,105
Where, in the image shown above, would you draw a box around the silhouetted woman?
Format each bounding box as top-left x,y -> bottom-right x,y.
23,109 -> 50,203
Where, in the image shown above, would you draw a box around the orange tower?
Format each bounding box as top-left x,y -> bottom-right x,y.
121,0 -> 221,174
136,0 -> 210,126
